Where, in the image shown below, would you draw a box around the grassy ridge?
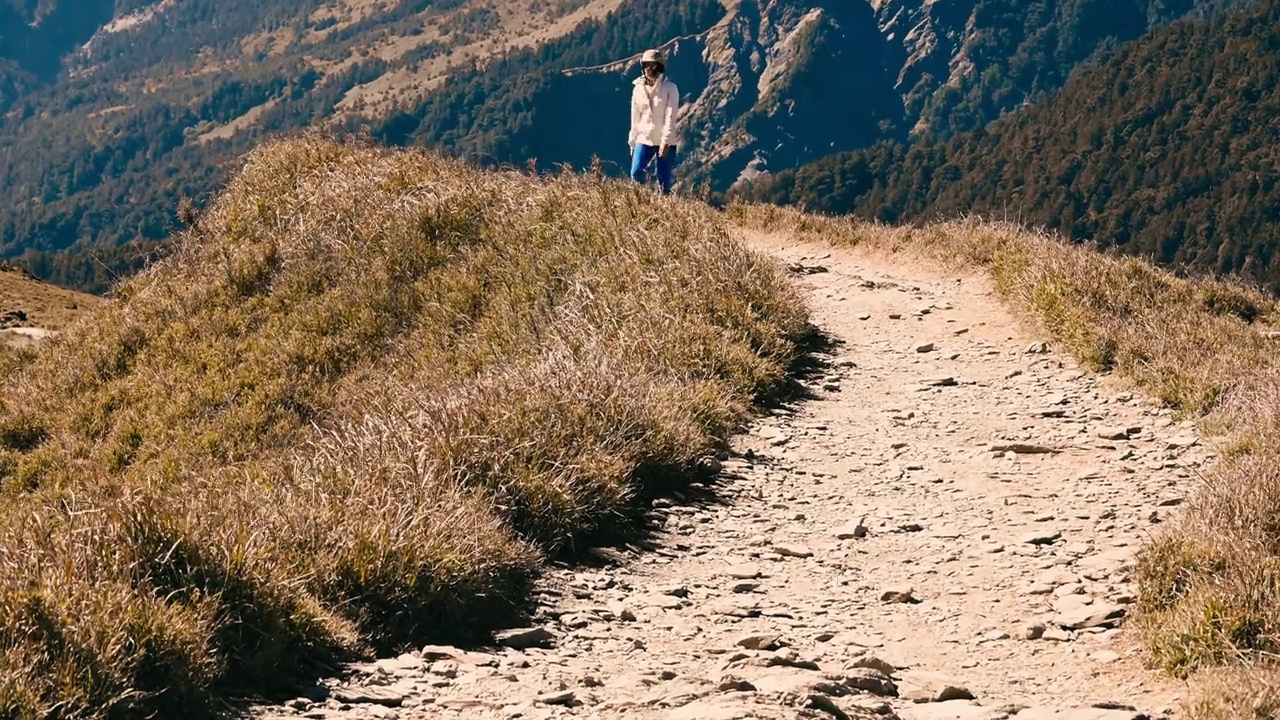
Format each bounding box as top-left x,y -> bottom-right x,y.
0,136 -> 810,717
728,203 -> 1280,718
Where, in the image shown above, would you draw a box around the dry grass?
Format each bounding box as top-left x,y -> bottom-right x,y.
0,265 -> 99,333
0,136 -> 810,717
727,202 -> 1280,717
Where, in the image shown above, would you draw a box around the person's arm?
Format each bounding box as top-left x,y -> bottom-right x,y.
659,82 -> 679,154
629,86 -> 641,151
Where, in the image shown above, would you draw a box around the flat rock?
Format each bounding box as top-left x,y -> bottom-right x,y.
718,675 -> 757,692
897,700 -> 1003,720
881,587 -> 918,604
898,671 -> 975,703
1021,530 -> 1062,545
745,667 -> 826,695
843,668 -> 899,697
1096,426 -> 1142,440
727,564 -> 764,580
836,521 -> 869,539
849,656 -> 898,676
774,544 -> 815,559
638,593 -> 685,610
737,634 -> 784,651
1012,707 -> 1149,720
536,690 -> 577,706
330,686 -> 406,707
1055,603 -> 1126,630
991,443 -> 1060,455
494,626 -> 557,650
806,693 -> 852,720
663,697 -> 774,720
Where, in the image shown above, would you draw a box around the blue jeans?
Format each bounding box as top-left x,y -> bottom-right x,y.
630,144 -> 675,195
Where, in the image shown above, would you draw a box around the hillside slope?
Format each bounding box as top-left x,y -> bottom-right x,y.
0,261 -> 98,348
0,136 -> 809,717
740,0 -> 1280,289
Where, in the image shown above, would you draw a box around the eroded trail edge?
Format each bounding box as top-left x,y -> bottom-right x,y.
255,233 -> 1209,720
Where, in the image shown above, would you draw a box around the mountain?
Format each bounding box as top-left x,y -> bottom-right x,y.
0,0 -> 637,290
375,0 -> 1244,191
739,0 -> 1280,290
0,0 -> 1247,292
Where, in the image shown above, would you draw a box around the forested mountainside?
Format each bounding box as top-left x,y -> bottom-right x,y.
0,0 -> 1248,292
0,0 -> 637,291
737,0 -> 1280,290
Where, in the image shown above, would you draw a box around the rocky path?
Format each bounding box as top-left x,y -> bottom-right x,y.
253,233 -> 1211,720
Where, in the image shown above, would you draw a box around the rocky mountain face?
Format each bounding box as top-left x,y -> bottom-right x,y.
594,0 -> 1236,192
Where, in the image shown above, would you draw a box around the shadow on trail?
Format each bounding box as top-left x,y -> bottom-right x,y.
545,321 -> 842,570
233,324 -> 843,715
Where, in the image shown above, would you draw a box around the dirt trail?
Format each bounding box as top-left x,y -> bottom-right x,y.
254,232 -> 1211,720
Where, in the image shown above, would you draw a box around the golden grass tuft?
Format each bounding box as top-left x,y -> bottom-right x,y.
0,135 -> 810,716
727,201 -> 1280,716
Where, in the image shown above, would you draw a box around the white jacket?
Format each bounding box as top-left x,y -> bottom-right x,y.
629,74 -> 680,149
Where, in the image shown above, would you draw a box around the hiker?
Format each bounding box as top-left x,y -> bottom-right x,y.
629,48 -> 680,195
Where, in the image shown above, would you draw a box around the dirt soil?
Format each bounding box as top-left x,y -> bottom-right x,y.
252,231 -> 1210,720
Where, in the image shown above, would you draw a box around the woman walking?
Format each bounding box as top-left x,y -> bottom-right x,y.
628,48 -> 680,195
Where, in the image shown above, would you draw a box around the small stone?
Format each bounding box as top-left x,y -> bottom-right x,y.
881,587 -> 918,604
916,343 -> 937,353
581,676 -> 604,688
1023,622 -> 1046,640
732,581 -> 761,594
1026,342 -> 1050,354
